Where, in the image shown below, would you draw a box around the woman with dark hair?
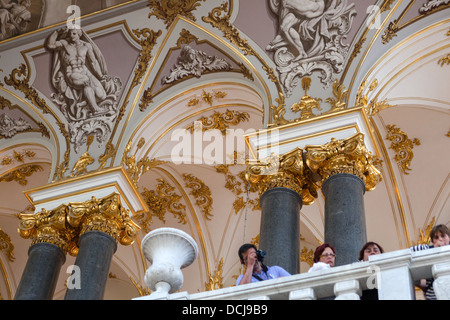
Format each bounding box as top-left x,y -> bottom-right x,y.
308,243 -> 336,272
358,241 -> 384,261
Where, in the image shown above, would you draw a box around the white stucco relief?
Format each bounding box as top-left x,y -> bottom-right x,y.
267,0 -> 356,96
45,27 -> 122,152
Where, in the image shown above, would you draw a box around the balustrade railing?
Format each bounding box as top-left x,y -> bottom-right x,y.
135,245 -> 450,300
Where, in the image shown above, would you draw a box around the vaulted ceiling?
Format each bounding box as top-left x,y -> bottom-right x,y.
0,0 -> 449,300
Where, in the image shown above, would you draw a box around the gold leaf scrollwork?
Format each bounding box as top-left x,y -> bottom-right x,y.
0,164 -> 43,186
186,109 -> 250,135
385,124 -> 420,175
305,133 -> 382,191
182,173 -> 213,220
205,257 -> 224,291
138,178 -> 186,232
148,0 -> 205,28
0,228 -> 15,262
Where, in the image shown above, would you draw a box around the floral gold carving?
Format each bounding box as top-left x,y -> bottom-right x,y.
385,124 -> 420,175
290,78 -> 322,120
413,217 -> 436,246
205,257 -> 224,291
182,173 -> 213,220
0,228 -> 15,262
138,179 -> 186,232
186,109 -> 249,135
0,164 -> 43,186
305,133 -> 382,191
147,0 -> 205,28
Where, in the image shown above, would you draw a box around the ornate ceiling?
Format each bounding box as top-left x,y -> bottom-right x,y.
0,0 -> 449,300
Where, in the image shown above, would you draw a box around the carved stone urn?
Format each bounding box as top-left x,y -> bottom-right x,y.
142,227 -> 198,296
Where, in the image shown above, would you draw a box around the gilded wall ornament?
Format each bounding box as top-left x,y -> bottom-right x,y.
305,133 -> 382,191
0,164 -> 43,186
385,124 -> 420,175
147,0 -> 205,28
186,109 -> 250,136
45,27 -> 122,153
138,178 -> 187,232
187,90 -> 227,107
182,173 -> 213,220
412,217 -> 436,246
290,78 -> 322,120
18,193 -> 141,255
205,257 -> 224,291
266,0 -> 356,95
0,228 -> 15,262
356,79 -> 396,116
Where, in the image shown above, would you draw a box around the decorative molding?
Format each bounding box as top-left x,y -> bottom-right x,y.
0,228 -> 15,262
412,217 -> 436,246
300,247 -> 314,267
305,132 -> 382,191
138,178 -> 187,232
186,109 -> 250,135
382,0 -> 450,44
290,78 -> 322,120
182,173 -> 213,220
385,124 -> 420,175
0,164 -> 43,186
147,0 -> 206,28
187,90 -> 227,107
19,192 -> 141,256
356,79 -> 396,116
122,138 -> 168,186
205,257 -> 224,291
162,45 -> 232,84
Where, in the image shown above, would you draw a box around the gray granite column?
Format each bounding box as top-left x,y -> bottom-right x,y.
259,187 -> 302,275
64,231 -> 117,300
322,173 -> 367,266
14,243 -> 66,300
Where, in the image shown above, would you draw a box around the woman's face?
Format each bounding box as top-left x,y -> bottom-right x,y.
319,247 -> 335,267
432,232 -> 450,247
363,244 -> 381,261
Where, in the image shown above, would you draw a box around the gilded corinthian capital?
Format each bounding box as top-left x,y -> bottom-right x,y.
67,193 -> 140,247
18,204 -> 78,255
246,148 -> 318,205
305,133 -> 382,191
18,193 -> 141,256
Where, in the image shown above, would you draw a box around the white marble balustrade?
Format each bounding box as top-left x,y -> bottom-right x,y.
135,245 -> 450,300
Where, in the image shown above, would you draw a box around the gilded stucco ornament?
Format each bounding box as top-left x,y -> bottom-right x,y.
305,133 -> 382,191
246,148 -> 319,205
18,193 -> 140,255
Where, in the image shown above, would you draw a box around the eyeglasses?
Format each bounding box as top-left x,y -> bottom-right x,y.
320,253 -> 336,258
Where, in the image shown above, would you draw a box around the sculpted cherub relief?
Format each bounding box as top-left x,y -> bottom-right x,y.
267,0 -> 356,96
45,27 -> 122,152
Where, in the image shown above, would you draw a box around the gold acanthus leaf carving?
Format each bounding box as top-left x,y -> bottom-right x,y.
305,132 -> 382,191
0,164 -> 43,186
18,193 -> 141,255
186,109 -> 250,136
148,0 -> 205,28
0,228 -> 15,262
138,178 -> 186,232
413,217 -> 436,246
182,173 -> 213,220
385,124 -> 420,175
246,148 -> 319,205
438,54 -> 450,67
205,257 -> 224,291
356,79 -> 396,116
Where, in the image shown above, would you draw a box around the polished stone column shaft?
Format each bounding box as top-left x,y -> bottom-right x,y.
64,231 -> 117,300
322,173 -> 367,266
14,243 -> 66,300
259,187 -> 302,275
